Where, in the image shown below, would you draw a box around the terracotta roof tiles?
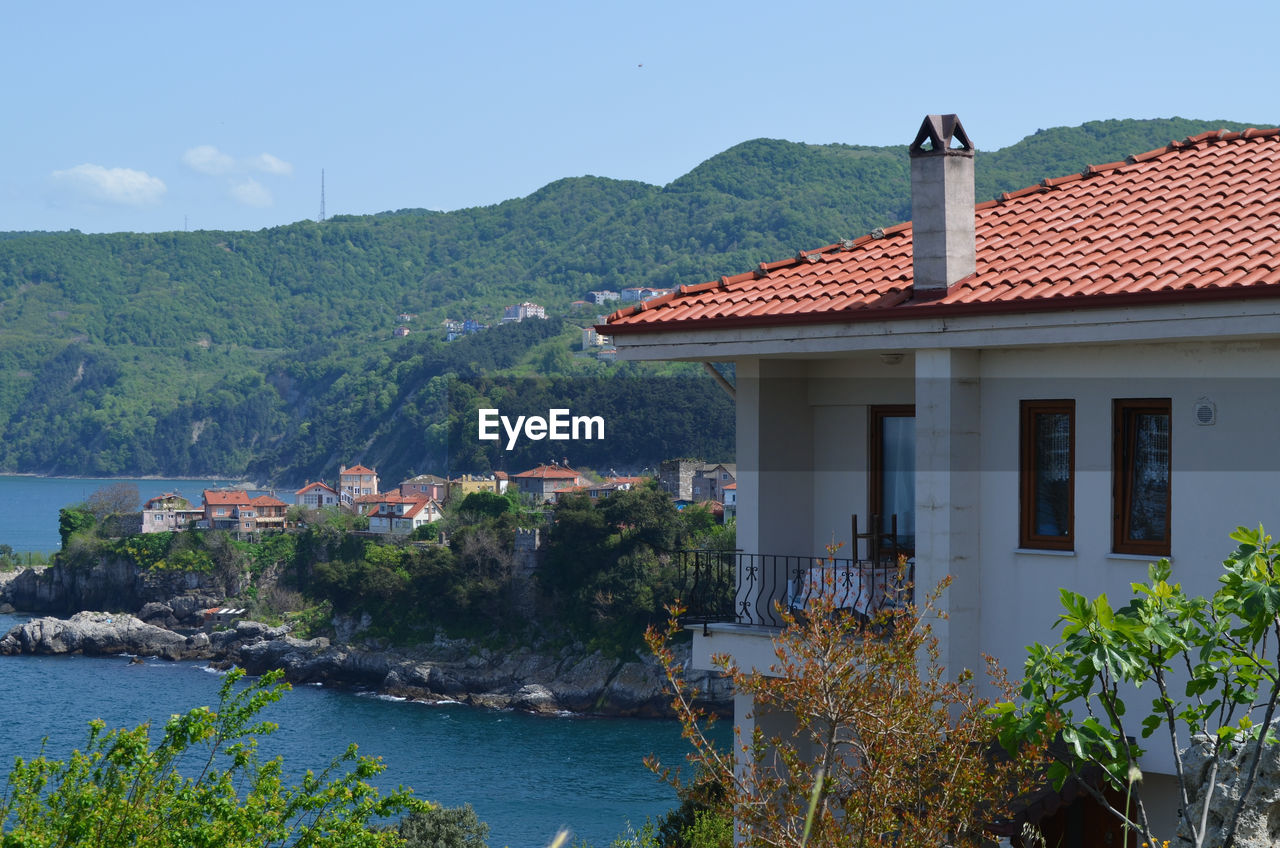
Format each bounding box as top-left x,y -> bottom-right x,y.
607,129 -> 1280,332
203,490 -> 251,506
512,464 -> 582,479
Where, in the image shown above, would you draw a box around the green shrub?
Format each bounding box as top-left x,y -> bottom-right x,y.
396,804 -> 490,848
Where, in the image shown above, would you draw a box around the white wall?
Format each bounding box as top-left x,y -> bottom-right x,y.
706,336 -> 1280,790
974,339 -> 1280,776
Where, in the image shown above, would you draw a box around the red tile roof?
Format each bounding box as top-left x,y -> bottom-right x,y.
295,481 -> 338,495
512,464 -> 582,479
606,128 -> 1280,333
250,495 -> 288,507
204,490 -> 252,506
341,465 -> 376,475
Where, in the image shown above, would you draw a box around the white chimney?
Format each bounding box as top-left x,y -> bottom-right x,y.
909,114 -> 975,299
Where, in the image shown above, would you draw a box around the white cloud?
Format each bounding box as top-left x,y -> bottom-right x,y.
230,178 -> 273,207
249,153 -> 293,176
184,146 -> 293,178
182,145 -> 235,175
51,164 -> 167,206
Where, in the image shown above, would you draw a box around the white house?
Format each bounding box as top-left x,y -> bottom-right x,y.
365,495 -> 443,535
605,115 -> 1280,842
295,481 -> 340,508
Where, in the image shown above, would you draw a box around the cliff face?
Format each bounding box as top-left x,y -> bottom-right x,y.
1,561 -> 238,620
0,561 -> 732,719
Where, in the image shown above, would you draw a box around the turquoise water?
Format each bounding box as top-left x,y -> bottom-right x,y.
0,480 -> 720,844
0,613 -> 708,846
0,475 -> 238,553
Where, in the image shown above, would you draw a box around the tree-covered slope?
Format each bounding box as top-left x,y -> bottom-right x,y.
0,117 -> 1264,483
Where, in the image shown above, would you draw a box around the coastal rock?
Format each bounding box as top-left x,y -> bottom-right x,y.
0,612 -> 195,660
236,635 -> 331,677
511,684 -> 559,714
138,601 -> 178,628
332,612 -> 372,643
601,658 -> 669,717
0,609 -> 731,719
4,561 -> 238,622
468,693 -> 513,710
549,652 -> 621,712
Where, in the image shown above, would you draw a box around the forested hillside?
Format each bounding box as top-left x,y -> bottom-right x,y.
0,117 -> 1259,483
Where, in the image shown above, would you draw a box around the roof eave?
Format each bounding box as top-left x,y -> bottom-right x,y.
606,284 -> 1280,338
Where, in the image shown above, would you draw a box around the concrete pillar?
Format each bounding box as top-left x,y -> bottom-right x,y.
735,359 -> 814,623
914,348 -> 982,676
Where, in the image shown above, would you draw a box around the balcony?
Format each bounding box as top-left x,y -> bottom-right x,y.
677,549 -> 914,630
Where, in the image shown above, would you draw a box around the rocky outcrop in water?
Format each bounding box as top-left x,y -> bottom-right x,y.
0,613 -> 731,719
0,611 -> 201,659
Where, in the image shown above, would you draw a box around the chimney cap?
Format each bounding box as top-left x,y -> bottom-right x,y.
909,114 -> 974,157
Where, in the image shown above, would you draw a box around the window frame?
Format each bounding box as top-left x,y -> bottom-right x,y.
1112,398 -> 1172,556
869,404 -> 916,552
1019,399 -> 1076,551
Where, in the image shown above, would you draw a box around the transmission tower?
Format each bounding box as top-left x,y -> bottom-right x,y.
319,169 -> 326,222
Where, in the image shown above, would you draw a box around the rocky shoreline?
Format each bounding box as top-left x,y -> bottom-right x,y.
0,610 -> 732,719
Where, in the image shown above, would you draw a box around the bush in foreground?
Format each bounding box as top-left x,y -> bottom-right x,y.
0,668 -> 427,847
647,565 -> 1049,848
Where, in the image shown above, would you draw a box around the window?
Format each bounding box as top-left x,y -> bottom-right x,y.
869,405 -> 916,551
1113,399 -> 1171,555
1020,400 -> 1075,550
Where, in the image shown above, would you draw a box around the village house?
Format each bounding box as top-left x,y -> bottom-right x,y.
399,473 -> 449,502
295,481 -> 340,508
659,459 -> 736,503
510,463 -> 584,502
582,325 -> 610,349
502,302 -> 547,322
141,493 -> 203,533
338,464 -> 379,501
620,286 -> 673,303
201,490 -> 252,531
365,494 -> 443,535
248,494 -> 289,532
692,462 -> 736,503
605,115 -> 1280,841
447,474 -> 502,502
584,476 -> 646,500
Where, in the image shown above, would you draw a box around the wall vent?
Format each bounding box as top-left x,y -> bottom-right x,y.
1194,397 -> 1216,426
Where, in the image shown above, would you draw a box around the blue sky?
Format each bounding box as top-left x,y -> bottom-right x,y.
4,0 -> 1277,234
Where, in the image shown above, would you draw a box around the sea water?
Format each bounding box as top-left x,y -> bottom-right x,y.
0,478 -> 718,845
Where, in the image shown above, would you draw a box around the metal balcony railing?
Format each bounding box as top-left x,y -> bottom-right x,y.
676,550 -> 914,630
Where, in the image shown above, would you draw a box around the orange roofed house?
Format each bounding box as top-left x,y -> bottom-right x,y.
295,481 -> 340,508
202,490 -> 252,531
605,116 -> 1280,841
365,494 -> 444,535
338,464 -> 379,502
510,463 -> 585,502
249,494 -> 289,532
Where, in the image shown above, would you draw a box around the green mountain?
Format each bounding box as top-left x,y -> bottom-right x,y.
0,117 -> 1262,484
